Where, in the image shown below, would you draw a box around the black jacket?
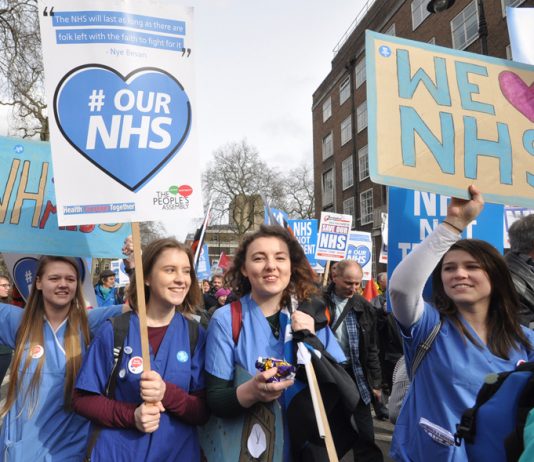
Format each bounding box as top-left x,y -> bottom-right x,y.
323,283 -> 382,390
505,251 -> 534,327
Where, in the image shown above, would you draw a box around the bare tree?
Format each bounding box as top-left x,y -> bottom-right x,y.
281,162 -> 315,219
202,139 -> 285,238
0,1 -> 48,140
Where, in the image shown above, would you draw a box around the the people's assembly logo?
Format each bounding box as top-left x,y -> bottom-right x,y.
153,184 -> 192,210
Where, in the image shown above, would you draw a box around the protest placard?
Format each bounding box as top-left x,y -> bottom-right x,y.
288,219 -> 319,265
345,231 -> 373,280
196,244 -> 211,280
314,212 -> 352,261
507,7 -> 534,65
0,137 -> 130,257
110,259 -> 130,285
366,31 -> 534,207
38,1 -> 201,225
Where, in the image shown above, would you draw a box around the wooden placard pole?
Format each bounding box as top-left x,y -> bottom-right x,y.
131,222 -> 151,371
322,261 -> 331,288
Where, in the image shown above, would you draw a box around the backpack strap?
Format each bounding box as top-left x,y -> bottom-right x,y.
187,317 -> 200,356
231,300 -> 242,346
410,320 -> 442,378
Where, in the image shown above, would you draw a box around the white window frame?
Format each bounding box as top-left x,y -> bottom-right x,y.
451,1 -> 479,51
322,169 -> 334,207
358,145 -> 369,181
343,197 -> 356,229
342,156 -> 354,190
411,0 -> 431,30
340,115 -> 352,146
506,44 -> 512,60
428,37 -> 436,45
360,188 -> 373,225
322,96 -> 332,122
339,77 -> 350,105
322,132 -> 333,160
355,59 -> 366,89
385,23 -> 396,36
502,0 -> 526,16
357,101 -> 368,133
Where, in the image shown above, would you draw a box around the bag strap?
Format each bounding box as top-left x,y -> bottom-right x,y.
410,320 -> 442,378
331,300 -> 352,333
187,317 -> 199,356
231,300 -> 242,345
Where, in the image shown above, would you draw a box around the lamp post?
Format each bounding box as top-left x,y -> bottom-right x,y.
427,0 -> 488,55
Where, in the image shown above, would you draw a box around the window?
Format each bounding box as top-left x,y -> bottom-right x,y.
360,189 -> 373,225
322,97 -> 332,122
343,197 -> 356,228
385,23 -> 396,36
451,1 -> 478,50
322,132 -> 333,160
502,0 -> 526,16
340,115 -> 352,146
358,145 -> 369,180
355,59 -> 366,89
506,44 -> 512,60
412,0 -> 430,30
342,156 -> 353,190
428,37 -> 436,45
322,169 -> 334,206
339,77 -> 350,105
357,101 -> 368,133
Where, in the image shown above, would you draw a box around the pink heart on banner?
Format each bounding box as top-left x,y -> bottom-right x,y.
498,71 -> 534,123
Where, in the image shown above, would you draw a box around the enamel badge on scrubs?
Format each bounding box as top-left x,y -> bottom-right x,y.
176,350 -> 188,363
31,345 -> 44,359
128,356 -> 143,374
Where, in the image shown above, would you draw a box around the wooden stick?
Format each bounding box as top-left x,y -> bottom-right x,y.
322,261 -> 331,288
131,222 -> 151,371
297,343 -> 338,461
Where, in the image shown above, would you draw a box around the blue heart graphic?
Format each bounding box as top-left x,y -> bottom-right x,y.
54,65 -> 191,191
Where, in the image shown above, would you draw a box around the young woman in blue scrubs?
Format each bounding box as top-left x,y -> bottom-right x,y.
74,238 -> 208,462
205,225 -> 345,459
389,186 -> 534,461
0,256 -> 124,461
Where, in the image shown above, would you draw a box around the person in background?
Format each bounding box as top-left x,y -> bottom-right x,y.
207,287 -> 232,317
203,274 -> 224,309
505,214 -> 534,328
201,279 -> 211,294
324,260 -> 384,462
389,186 -> 534,461
94,269 -> 122,307
0,275 -> 13,398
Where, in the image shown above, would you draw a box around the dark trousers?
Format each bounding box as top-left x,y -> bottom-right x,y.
0,352 -> 12,398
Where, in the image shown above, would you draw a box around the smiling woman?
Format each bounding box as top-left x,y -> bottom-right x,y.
73,238 -> 208,462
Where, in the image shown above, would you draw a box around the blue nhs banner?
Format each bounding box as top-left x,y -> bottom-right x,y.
196,244 -> 211,280
388,186 -> 504,301
288,219 -> 319,266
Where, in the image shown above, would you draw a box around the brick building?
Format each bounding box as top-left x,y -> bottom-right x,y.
312,0 -> 532,275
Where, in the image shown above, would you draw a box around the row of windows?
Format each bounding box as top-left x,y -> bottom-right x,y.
341,145 -> 370,191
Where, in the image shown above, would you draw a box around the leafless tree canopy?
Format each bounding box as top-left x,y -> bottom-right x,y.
283,163 -> 315,219
0,0 -> 48,140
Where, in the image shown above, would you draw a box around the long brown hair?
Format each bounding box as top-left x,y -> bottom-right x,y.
225,225 -> 319,307
432,239 -> 531,359
1,256 -> 90,417
127,238 -> 201,316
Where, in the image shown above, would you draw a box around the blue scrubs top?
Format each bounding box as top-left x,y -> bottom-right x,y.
391,303 -> 534,462
76,311 -> 206,462
0,303 -> 122,462
206,294 -> 345,381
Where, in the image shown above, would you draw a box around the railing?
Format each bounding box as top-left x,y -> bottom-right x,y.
333,0 -> 378,56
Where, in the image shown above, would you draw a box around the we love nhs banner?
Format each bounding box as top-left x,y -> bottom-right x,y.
388,187 -> 503,300
38,1 -> 201,225
366,31 -> 534,208
346,231 -> 372,281
0,137 -> 130,258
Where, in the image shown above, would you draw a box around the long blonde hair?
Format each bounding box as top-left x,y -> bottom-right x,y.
1,256 -> 90,417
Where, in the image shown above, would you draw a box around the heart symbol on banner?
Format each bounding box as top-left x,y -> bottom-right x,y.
498,71 -> 534,123
54,65 -> 191,191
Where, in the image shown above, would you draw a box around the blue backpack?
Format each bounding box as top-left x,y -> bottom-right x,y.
454,361 -> 534,462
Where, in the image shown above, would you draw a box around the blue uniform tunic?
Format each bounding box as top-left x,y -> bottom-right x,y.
391,303 -> 534,462
76,311 -> 206,462
0,303 -> 122,462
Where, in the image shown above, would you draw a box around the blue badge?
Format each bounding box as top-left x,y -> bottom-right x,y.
176,350 -> 189,363
54,65 -> 192,191
124,346 -> 133,355
379,45 -> 391,58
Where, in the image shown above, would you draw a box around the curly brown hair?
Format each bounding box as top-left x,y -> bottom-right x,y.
225,225 -> 319,307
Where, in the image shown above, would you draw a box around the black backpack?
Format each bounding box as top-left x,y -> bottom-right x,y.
455,361 -> 534,462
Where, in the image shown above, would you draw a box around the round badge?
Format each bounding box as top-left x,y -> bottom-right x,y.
128,356 -> 144,374
119,369 -> 126,379
124,346 -> 133,355
176,350 -> 189,363
31,345 -> 44,359
517,359 -> 526,367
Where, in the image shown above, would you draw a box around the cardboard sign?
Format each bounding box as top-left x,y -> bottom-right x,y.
0,137 -> 130,258
38,1 -> 202,225
288,219 -> 320,266
345,231 -> 373,281
366,31 -> 534,207
507,7 -> 534,65
314,212 -> 352,261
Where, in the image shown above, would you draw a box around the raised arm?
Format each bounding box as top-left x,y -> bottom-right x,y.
389,185 -> 484,328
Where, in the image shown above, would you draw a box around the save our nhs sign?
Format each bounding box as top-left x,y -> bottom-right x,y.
388,187 -> 504,292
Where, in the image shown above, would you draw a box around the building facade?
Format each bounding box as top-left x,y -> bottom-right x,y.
312,0 -> 532,275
